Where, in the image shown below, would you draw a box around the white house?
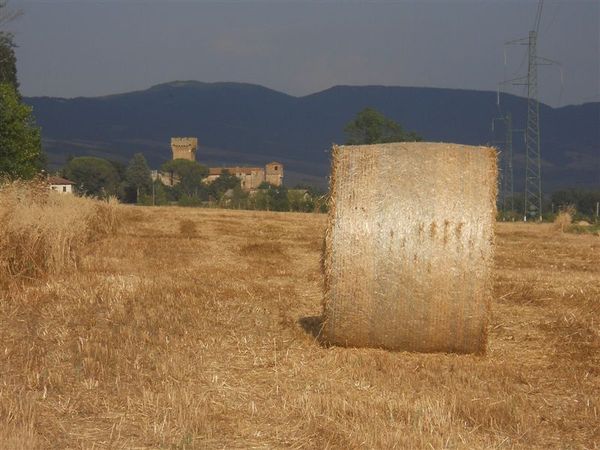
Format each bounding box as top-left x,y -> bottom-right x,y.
48,176 -> 75,194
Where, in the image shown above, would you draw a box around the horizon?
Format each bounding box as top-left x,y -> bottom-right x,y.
22,79 -> 599,108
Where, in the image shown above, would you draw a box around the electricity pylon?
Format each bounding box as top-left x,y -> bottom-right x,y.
502,0 -> 561,221
524,29 -> 542,221
492,113 -> 515,213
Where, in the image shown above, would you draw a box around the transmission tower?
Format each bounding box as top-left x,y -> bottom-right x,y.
492,113 -> 515,213
524,28 -> 542,221
504,113 -> 514,212
501,0 -> 561,221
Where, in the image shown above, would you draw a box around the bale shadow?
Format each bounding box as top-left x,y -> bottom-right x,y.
298,315 -> 325,342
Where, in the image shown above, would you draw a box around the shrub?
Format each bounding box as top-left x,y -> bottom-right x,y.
553,205 -> 575,233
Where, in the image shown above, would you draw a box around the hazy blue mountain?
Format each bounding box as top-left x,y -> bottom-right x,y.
25,81 -> 599,190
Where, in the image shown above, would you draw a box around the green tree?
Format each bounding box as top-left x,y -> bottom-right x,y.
208,170 -> 240,201
161,159 -> 208,199
0,2 -> 20,90
0,83 -> 41,179
344,107 -> 422,145
0,33 -> 17,89
139,180 -> 169,206
229,185 -> 249,209
63,156 -> 121,198
124,153 -> 152,203
255,182 -> 289,211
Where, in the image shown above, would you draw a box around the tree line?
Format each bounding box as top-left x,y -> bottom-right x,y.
498,189 -> 600,223
61,154 -> 327,213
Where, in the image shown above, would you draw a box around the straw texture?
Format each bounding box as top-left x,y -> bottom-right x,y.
323,142 -> 497,354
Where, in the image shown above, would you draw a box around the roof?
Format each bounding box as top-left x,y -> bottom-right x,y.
266,161 -> 282,166
48,176 -> 75,185
209,167 -> 263,176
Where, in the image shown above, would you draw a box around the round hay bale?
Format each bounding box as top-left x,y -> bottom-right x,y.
323,142 -> 497,354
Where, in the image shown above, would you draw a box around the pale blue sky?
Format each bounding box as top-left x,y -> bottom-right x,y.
5,0 -> 599,106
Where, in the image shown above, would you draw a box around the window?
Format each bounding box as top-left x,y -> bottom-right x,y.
274,166 -> 278,170
63,186 -> 67,192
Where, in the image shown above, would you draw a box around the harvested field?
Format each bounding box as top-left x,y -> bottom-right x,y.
1,207 -> 599,448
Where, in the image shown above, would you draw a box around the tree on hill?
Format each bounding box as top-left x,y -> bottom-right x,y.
63,156 -> 121,198
0,83 -> 42,179
124,153 -> 152,203
344,107 -> 422,145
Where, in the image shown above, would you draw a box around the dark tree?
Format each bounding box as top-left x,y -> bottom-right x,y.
208,170 -> 240,200
63,156 -> 121,198
124,153 -> 152,202
160,159 -> 208,199
344,107 -> 422,145
255,182 -> 289,211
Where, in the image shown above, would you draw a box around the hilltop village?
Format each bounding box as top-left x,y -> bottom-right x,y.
153,137 -> 284,192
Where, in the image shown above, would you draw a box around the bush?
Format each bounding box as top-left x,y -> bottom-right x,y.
553,205 -> 575,233
0,180 -> 121,286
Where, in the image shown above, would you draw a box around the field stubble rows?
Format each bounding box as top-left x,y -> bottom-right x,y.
1,206 -> 599,448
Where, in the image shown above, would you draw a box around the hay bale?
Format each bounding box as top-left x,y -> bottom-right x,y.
323,142 -> 497,354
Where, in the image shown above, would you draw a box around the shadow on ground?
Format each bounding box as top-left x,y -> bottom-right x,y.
298,315 -> 324,341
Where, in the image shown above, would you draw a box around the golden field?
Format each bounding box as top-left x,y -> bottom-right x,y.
1,202 -> 599,449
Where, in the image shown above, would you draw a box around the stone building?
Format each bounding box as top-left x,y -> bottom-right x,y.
265,162 -> 283,186
205,162 -> 284,191
155,137 -> 284,191
150,170 -> 178,187
171,137 -> 198,161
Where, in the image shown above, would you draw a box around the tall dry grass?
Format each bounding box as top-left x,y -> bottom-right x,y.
553,205 -> 575,232
0,180 -> 121,286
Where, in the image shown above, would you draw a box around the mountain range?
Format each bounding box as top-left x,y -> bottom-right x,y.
25,81 -> 599,191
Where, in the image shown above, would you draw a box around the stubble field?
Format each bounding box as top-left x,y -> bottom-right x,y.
1,206 -> 599,449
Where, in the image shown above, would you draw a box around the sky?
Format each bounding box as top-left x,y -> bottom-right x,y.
5,0 -> 599,107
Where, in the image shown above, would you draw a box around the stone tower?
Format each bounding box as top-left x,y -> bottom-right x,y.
171,137 -> 198,161
265,161 -> 284,186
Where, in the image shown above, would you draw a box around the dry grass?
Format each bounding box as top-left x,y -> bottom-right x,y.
0,181 -> 121,287
1,206 -> 598,448
179,219 -> 197,236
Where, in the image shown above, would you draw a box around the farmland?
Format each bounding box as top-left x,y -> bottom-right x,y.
1,206 -> 599,448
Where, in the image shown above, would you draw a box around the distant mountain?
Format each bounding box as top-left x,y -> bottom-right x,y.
25,81 -> 599,190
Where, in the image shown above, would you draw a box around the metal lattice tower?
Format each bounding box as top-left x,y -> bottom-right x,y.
492,113 -> 516,214
524,29 -> 542,221
501,1 -> 559,221
503,113 -> 515,212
